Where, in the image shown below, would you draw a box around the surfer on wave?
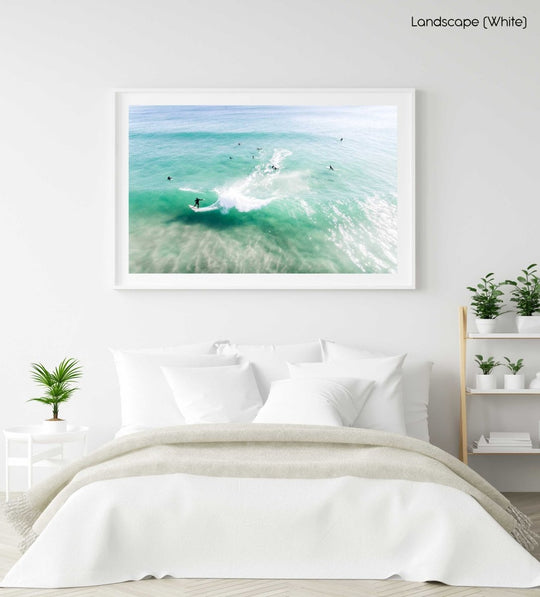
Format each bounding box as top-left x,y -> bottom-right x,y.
193,197 -> 203,209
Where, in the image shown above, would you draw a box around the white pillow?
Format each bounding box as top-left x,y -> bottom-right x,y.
216,341 -> 323,399
288,355 -> 407,435
111,347 -> 237,429
162,360 -> 263,424
114,424 -> 149,439
320,339 -> 433,442
122,341 -> 221,355
253,377 -> 374,427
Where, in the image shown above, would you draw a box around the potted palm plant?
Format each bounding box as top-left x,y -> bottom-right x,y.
474,354 -> 500,390
467,273 -> 506,333
28,357 -> 82,432
505,264 -> 540,333
503,357 -> 525,390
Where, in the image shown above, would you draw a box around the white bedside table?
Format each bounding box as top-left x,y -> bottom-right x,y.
4,425 -> 88,501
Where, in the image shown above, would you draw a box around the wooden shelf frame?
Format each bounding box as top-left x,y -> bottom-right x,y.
459,306 -> 468,463
459,306 -> 540,464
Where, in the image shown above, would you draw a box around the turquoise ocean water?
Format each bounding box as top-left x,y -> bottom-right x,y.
129,105 -> 398,274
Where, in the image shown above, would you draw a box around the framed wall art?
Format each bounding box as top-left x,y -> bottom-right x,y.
115,88 -> 415,289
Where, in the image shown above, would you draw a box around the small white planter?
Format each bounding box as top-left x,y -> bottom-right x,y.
476,318 -> 497,334
529,372 -> 540,389
504,374 -> 525,390
476,374 -> 497,391
516,315 -> 540,334
42,419 -> 67,433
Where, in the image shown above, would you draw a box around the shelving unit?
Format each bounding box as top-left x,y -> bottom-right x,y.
459,306 -> 540,464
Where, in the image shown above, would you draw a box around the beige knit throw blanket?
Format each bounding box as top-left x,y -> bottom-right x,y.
6,424 -> 537,553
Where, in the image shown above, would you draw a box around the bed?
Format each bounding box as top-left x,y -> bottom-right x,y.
3,340 -> 540,589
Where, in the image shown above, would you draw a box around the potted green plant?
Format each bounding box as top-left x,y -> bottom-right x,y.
503,357 -> 525,390
504,264 -> 540,333
467,273 -> 506,333
474,354 -> 500,390
28,357 -> 82,432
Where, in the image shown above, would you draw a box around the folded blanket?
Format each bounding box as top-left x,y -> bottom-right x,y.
6,424 -> 537,553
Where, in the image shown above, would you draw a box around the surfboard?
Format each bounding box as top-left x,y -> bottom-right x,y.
189,202 -> 221,213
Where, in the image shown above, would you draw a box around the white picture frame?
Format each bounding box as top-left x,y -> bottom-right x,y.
115,88 -> 415,289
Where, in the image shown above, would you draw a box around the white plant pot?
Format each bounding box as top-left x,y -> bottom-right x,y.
42,419 -> 67,433
529,372 -> 540,389
504,374 -> 525,390
476,374 -> 497,391
476,318 -> 497,334
516,315 -> 540,334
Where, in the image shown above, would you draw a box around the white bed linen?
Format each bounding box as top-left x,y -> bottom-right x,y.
288,356 -> 407,434
253,378 -> 374,426
3,474 -> 540,588
162,360 -> 262,424
320,339 -> 433,441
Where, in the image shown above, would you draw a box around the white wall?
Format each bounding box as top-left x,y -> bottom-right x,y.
1,0 -> 539,490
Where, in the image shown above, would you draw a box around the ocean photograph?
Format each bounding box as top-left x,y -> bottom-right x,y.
128,104 -> 398,275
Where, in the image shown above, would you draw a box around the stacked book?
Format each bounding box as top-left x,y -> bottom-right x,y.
473,432 -> 534,453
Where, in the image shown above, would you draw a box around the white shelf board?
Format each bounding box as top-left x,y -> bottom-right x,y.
468,333 -> 540,339
467,388 -> 540,395
470,448 -> 540,455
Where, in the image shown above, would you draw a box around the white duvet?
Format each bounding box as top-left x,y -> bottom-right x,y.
3,473 -> 540,588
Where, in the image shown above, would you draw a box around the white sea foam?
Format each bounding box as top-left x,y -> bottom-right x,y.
214,149 -> 299,213
178,186 -> 199,193
329,193 -> 397,273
